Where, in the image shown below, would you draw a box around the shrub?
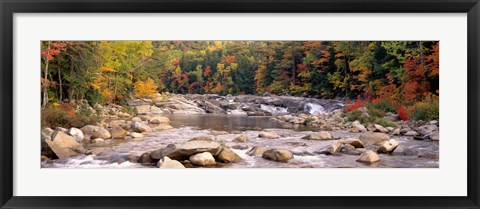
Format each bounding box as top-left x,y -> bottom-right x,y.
121,106 -> 138,116
397,105 -> 410,121
372,98 -> 396,113
346,109 -> 369,124
304,117 -> 316,124
412,102 -> 439,121
366,103 -> 386,118
345,100 -> 364,112
41,103 -> 100,128
372,117 -> 398,128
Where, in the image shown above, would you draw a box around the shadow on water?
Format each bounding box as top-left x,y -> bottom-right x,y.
165,114 -> 315,132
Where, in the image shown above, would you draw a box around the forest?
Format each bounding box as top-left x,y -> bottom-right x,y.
41,40 -> 439,121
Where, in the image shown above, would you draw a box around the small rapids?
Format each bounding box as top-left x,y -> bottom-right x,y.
260,104 -> 289,115
304,103 -> 325,115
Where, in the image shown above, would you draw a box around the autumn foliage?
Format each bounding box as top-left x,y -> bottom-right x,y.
134,78 -> 159,99
345,100 -> 364,112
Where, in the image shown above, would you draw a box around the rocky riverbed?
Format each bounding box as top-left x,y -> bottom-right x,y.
41,94 -> 439,168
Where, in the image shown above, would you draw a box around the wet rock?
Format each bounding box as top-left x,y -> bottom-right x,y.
302,131 -> 333,140
109,126 -> 127,139
232,135 -> 248,142
157,156 -> 185,168
373,124 -> 389,133
404,131 -> 419,136
359,132 -> 390,146
262,149 -> 293,162
92,127 -> 112,139
43,131 -> 84,159
68,128 -> 84,142
377,139 -> 400,154
393,128 -> 401,135
149,116 -> 170,124
231,144 -> 249,150
247,146 -> 268,156
189,135 -> 215,142
150,141 -> 222,160
258,132 -> 279,139
352,121 -> 367,132
315,140 -> 343,155
341,144 -> 363,155
211,130 -> 229,136
289,147 -> 312,156
416,125 -> 438,136
92,138 -> 104,143
356,150 -> 381,164
339,138 -> 364,148
189,152 -> 216,166
152,123 -> 173,130
128,154 -> 139,163
139,115 -> 152,122
131,117 -> 142,122
283,141 -> 307,146
391,145 -> 416,156
80,125 -> 101,138
131,121 -> 152,133
139,152 -> 154,165
217,147 -> 242,163
430,133 -> 439,141
130,132 -> 144,138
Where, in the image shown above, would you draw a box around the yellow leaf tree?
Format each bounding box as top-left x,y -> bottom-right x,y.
134,78 -> 158,99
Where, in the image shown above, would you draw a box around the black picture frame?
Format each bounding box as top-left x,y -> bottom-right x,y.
1,0 -> 479,208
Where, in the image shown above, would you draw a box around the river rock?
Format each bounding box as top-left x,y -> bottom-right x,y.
131,117 -> 142,122
374,124 -> 389,133
391,145 -> 417,156
339,138 -> 364,148
152,123 -> 173,130
352,121 -> 367,132
393,128 -> 401,135
130,132 -> 144,138
67,128 -> 84,142
217,147 -> 242,163
341,144 -> 363,155
416,125 -> 438,136
136,105 -> 163,115
109,126 -> 127,139
55,127 -> 69,133
149,116 -> 170,124
211,130 -> 229,136
258,132 -> 279,139
430,133 -> 439,141
377,139 -> 400,153
92,138 -> 104,143
139,152 -> 153,165
232,135 -> 248,142
92,127 -> 112,139
315,140 -> 343,155
262,149 -> 293,162
139,115 -> 152,121
157,156 -> 185,168
80,125 -> 101,137
404,131 -> 419,136
189,135 -> 215,142
247,146 -> 268,156
189,152 -> 216,166
359,132 -> 390,146
43,131 -> 84,159
150,141 -> 222,160
131,121 -> 152,133
231,144 -> 249,150
302,131 -> 333,140
356,150 -> 381,164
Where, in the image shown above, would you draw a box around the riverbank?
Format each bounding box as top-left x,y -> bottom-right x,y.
41,93 -> 439,168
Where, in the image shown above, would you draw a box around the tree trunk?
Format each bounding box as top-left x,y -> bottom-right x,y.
42,41 -> 51,107
58,67 -> 63,102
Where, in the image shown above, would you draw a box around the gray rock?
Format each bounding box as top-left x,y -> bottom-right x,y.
339,138 -> 364,148
157,156 -> 185,168
131,121 -> 152,133
189,135 -> 215,142
258,132 -> 279,139
341,144 -> 363,155
68,128 -> 84,142
43,131 -> 84,159
314,140 -> 343,155
302,131 -> 333,140
150,141 -> 222,160
232,135 -> 248,142
351,121 -> 367,132
359,132 -> 390,146
262,149 -> 293,162
92,127 -> 112,139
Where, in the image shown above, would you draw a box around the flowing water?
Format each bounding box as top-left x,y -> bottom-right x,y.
42,113 -> 439,169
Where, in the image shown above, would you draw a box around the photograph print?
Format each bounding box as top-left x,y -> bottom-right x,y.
40,40 -> 439,168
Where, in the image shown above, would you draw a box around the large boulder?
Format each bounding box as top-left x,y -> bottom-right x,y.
416,125 -> 439,136
373,124 -> 389,133
149,116 -> 170,124
351,121 -> 367,132
157,156 -> 185,168
68,128 -> 84,142
356,150 -> 381,164
377,139 -> 400,154
232,135 -> 248,142
359,132 -> 390,146
80,125 -> 101,139
339,138 -> 364,148
150,141 -> 222,160
139,152 -> 153,165
341,144 -> 363,155
131,121 -> 152,133
247,146 -> 268,156
314,140 -> 343,155
430,133 -> 439,141
152,123 -> 173,130
217,148 -> 242,163
189,152 -> 216,166
258,132 -> 279,139
262,149 -> 293,162
302,131 -> 333,140
136,105 -> 163,115
43,131 -> 84,159
109,126 -> 127,139
92,127 -> 112,139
